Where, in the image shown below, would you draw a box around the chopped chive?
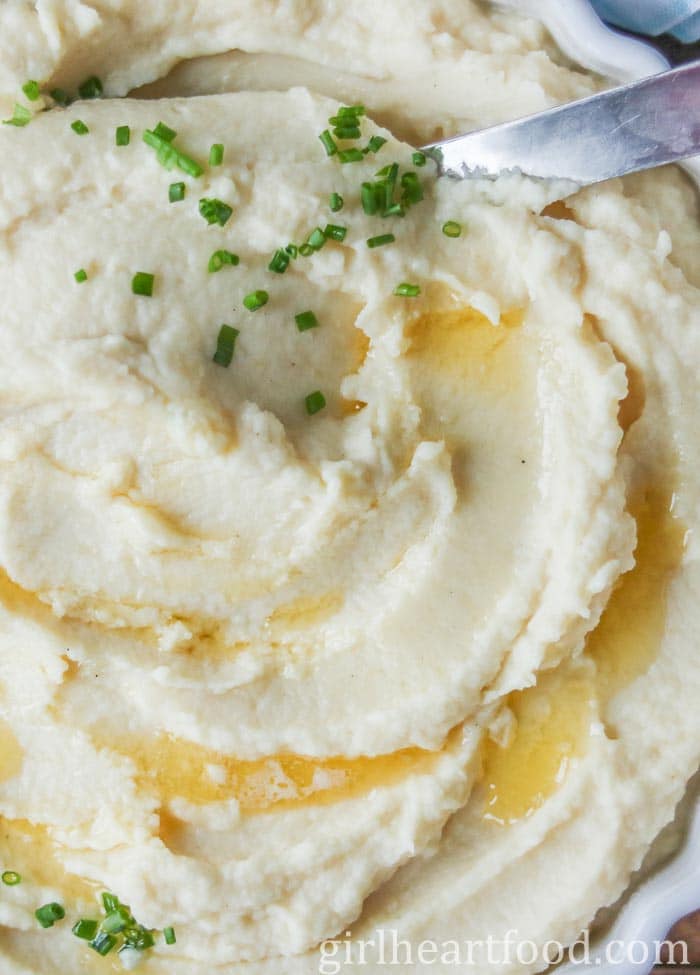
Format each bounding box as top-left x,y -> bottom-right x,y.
305,390 -> 326,416
367,233 -> 395,248
131,272 -> 154,297
299,243 -> 314,257
412,151 -> 427,167
78,76 -> 103,100
335,104 -> 365,118
101,892 -> 120,913
74,268 -> 88,283
307,227 -> 326,251
364,135 -> 387,154
285,243 -> 298,259
169,181 -> 186,203
213,324 -> 240,368
442,220 -> 462,238
35,902 -> 65,928
50,88 -> 71,107
1,871 -> 21,886
323,224 -> 347,242
124,927 -> 155,950
22,80 -> 40,102
71,119 -> 89,135
209,143 -> 224,166
115,125 -> 130,147
268,248 -> 290,274
400,171 -> 423,206
199,198 -> 233,227
142,129 -> 204,177
153,121 -> 176,142
208,249 -> 239,273
332,125 -> 361,140
243,290 -> 268,312
361,182 -> 382,216
89,931 -> 117,956
72,919 -> 98,940
163,926 -> 176,945
3,103 -> 32,127
295,310 -> 319,332
319,129 -> 337,157
338,148 -> 364,163
383,202 -> 405,218
394,282 -> 421,297
102,910 -> 128,935
329,192 -> 344,212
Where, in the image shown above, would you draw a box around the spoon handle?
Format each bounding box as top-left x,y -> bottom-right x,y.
426,61 -> 700,186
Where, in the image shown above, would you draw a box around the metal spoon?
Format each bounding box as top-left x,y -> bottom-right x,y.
425,60 -> 699,186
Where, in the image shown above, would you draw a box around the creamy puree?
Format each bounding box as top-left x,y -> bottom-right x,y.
0,2 -> 698,974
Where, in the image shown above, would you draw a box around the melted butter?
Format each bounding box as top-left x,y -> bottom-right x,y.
541,200 -> 578,222
0,720 -> 23,783
112,732 -> 452,814
407,306 -> 525,387
0,818 -> 98,905
265,592 -> 343,633
587,486 -> 686,709
482,670 -> 594,825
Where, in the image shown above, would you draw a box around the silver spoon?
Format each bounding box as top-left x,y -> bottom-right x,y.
425,60 -> 699,186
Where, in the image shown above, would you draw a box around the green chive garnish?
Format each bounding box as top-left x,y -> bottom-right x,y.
131,272 -> 154,297
74,268 -> 88,283
78,76 -> 103,100
268,248 -> 290,274
164,927 -> 176,945
329,192 -> 344,212
394,282 -> 421,297
299,244 -> 314,257
35,903 -> 65,928
334,105 -> 365,118
442,220 -> 462,238
3,103 -> 32,127
412,151 -> 427,167
22,81 -> 40,102
319,130 -> 338,157
338,148 -> 364,163
115,125 -> 130,147
125,927 -> 155,950
169,181 -> 186,203
307,227 -> 326,251
243,290 -> 268,312
153,121 -> 176,143
323,224 -> 347,242
305,390 -> 326,415
213,324 -> 239,367
142,128 -> 203,178
364,135 -> 387,154
295,311 -> 319,332
361,182 -> 382,215
102,910 -> 128,935
400,171 -> 423,206
209,143 -> 224,166
89,931 -> 117,956
285,243 -> 298,259
333,125 -> 361,140
50,88 -> 71,107
1,871 -> 21,886
101,893 -> 120,914
71,119 -> 89,135
72,919 -> 98,940
208,249 -> 239,273
367,233 -> 395,248
199,198 -> 233,227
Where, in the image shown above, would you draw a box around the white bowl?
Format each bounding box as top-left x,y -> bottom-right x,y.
496,3 -> 700,971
